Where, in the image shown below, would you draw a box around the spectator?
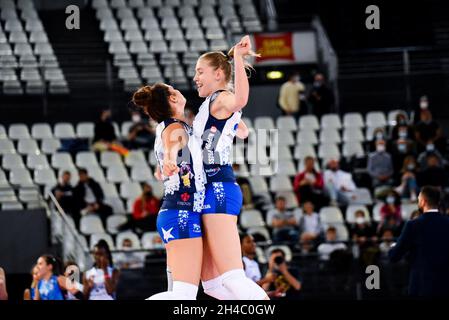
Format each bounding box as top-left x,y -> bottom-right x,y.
0,267 -> 7,300
266,196 -> 300,243
294,156 -> 329,209
23,265 -> 39,300
394,155 -> 419,201
417,153 -> 449,189
92,109 -> 118,152
233,163 -> 254,210
390,112 -> 414,141
240,233 -> 275,288
119,183 -> 160,232
307,73 -> 335,117
378,191 -> 402,234
278,72 -> 305,118
63,261 -> 84,300
390,118 -> 416,172
151,233 -> 165,250
262,249 -> 301,299
350,210 -> 378,264
51,170 -> 76,216
368,127 -> 388,152
33,255 -> 68,300
115,238 -> 145,270
324,158 -> 357,206
367,140 -> 394,188
317,227 -> 347,261
125,110 -> 156,150
415,109 -> 445,154
298,201 -> 322,253
73,168 -> 113,226
417,146 -> 446,171
84,240 -> 120,300
379,229 -> 395,257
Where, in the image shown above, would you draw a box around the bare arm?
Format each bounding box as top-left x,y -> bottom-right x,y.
0,267 -> 7,300
236,120 -> 249,139
161,123 -> 188,177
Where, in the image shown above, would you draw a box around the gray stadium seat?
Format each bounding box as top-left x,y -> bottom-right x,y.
320,206 -> 344,224
76,122 -> 94,139
27,154 -> 50,170
80,215 -> 105,235
54,123 -> 76,139
90,233 -> 115,250
130,165 -> 153,182
149,39 -> 168,53
269,175 -> 293,192
76,151 -> 99,168
346,205 -> 371,224
17,138 -> 40,155
343,112 -> 364,128
100,151 -> 122,167
51,152 -> 75,170
34,168 -> 57,186
2,154 -> 25,170
41,138 -> 61,154
9,124 -> 30,140
319,129 -> 341,144
141,231 -> 162,249
205,27 -> 225,40
9,168 -> 34,186
106,215 -> 128,234
106,165 -> 130,183
240,209 -> 265,228
366,111 -> 387,128
189,39 -> 208,52
120,181 -> 142,200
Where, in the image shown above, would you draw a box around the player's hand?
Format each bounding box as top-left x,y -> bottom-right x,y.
234,35 -> 252,57
163,159 -> 179,177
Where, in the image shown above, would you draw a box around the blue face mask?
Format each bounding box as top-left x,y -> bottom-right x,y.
398,130 -> 407,138
386,196 -> 395,204
397,143 -> 407,153
426,144 -> 435,152
407,164 -> 415,171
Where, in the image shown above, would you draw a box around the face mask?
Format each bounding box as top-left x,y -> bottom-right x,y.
398,119 -> 407,126
398,130 -> 407,138
132,114 -> 141,123
292,76 -> 300,82
376,144 -> 385,152
426,144 -> 435,152
375,132 -> 384,140
313,81 -> 322,87
355,217 -> 365,225
420,101 -> 428,109
386,196 -> 395,204
407,164 -> 415,171
123,246 -> 132,251
331,167 -> 338,172
397,143 -> 407,153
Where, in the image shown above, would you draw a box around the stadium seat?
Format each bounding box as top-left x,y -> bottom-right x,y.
273,159 -> 296,176
248,176 -> 269,195
366,111 -> 387,128
9,168 -> 34,186
106,165 -> 130,183
319,129 -> 341,144
345,205 -> 371,223
343,112 -> 364,128
130,165 -> 154,182
342,127 -> 365,142
372,202 -> 383,222
31,123 -> 53,139
9,123 -> 30,140
119,181 -> 142,200
276,116 -> 297,131
87,166 -> 106,183
318,143 -> 340,160
34,168 -> 57,186
320,206 -> 344,224
76,122 -> 94,139
401,203 -> 418,220
100,182 -> 119,198
351,188 -> 373,205
269,175 -> 293,192
293,143 -> 316,160
299,115 -> 319,131
54,123 -> 76,139
116,231 -> 141,249
106,215 -> 128,234
27,154 -> 50,170
76,151 -> 100,168
266,245 -> 292,262
104,196 -> 127,214
100,151 -> 123,168
296,130 -> 318,145
51,152 -> 74,169
148,180 -> 164,199
141,231 -> 162,249
276,191 -> 299,209
90,233 -> 115,250
342,142 -> 365,158
240,209 -> 265,228
17,138 -> 40,155
321,114 -> 342,130
246,226 -> 271,242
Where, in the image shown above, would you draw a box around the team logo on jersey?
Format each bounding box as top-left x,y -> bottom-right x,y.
193,224 -> 201,233
210,126 -> 217,133
181,192 -> 190,202
205,167 -> 221,177
180,162 -> 193,188
233,123 -> 238,131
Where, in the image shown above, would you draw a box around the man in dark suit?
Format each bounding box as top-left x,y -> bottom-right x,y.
389,186 -> 449,297
73,168 -> 113,226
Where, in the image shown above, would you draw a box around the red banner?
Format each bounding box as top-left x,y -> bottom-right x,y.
254,33 -> 295,63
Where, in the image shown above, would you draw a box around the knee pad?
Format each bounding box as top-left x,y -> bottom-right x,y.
146,281 -> 198,300
221,269 -> 268,300
202,276 -> 235,300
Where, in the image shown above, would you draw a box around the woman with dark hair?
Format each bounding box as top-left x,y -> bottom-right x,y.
84,240 -> 120,300
30,255 -> 68,300
132,83 -> 206,300
378,191 -> 403,234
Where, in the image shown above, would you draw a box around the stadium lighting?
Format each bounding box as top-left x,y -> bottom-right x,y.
266,71 -> 284,80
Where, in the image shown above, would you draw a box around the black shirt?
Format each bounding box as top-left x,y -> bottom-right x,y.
415,120 -> 440,143
94,120 -> 116,142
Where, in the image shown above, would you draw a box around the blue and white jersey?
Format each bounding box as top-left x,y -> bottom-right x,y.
193,90 -> 242,183
154,118 -> 205,212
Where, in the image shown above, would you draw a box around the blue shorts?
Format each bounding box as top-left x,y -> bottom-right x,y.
156,209 -> 202,244
202,182 -> 243,216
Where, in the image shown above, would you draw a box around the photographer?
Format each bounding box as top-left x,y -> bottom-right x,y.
262,249 -> 301,299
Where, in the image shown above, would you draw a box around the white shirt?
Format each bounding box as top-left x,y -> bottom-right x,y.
324,169 -> 356,192
302,213 -> 321,234
243,256 -> 262,282
317,243 -> 347,261
85,267 -> 115,300
84,184 -> 96,204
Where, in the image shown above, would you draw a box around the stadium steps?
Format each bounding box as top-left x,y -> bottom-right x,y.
39,8 -> 123,99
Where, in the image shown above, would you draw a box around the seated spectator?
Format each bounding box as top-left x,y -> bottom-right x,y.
125,110 -> 156,150
318,227 -> 347,261
390,112 -> 414,140
390,115 -> 417,172
298,201 -> 322,253
51,170 -> 75,216
115,238 -> 145,270
0,267 -> 7,300
377,191 -> 402,234
84,240 -> 120,300
350,210 -> 378,264
415,109 -> 446,154
417,146 -> 446,170
367,139 -> 394,188
73,168 -> 113,226
262,249 -> 301,299
23,264 -> 39,300
92,109 -> 118,152
324,158 -> 357,206
368,127 -> 388,152
379,229 -> 395,257
240,233 -> 274,288
417,153 -> 449,189
151,233 -> 165,250
266,196 -> 300,243
294,156 -> 329,209
394,155 -> 419,201
32,255 -> 72,300
63,261 -> 84,300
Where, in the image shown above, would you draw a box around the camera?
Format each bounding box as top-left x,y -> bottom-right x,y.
274,256 -> 284,265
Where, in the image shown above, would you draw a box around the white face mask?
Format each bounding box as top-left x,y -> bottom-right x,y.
398,130 -> 407,138
377,144 -> 386,152
426,144 -> 435,152
397,143 -> 407,153
420,101 -> 428,109
386,196 -> 395,204
375,132 -> 384,140
355,217 -> 365,225
132,114 -> 141,123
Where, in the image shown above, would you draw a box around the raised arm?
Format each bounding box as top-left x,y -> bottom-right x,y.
162,123 -> 188,177
236,120 -> 249,139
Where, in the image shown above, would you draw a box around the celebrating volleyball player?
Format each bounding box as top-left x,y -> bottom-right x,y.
193,35 -> 269,300
132,84 -> 206,300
